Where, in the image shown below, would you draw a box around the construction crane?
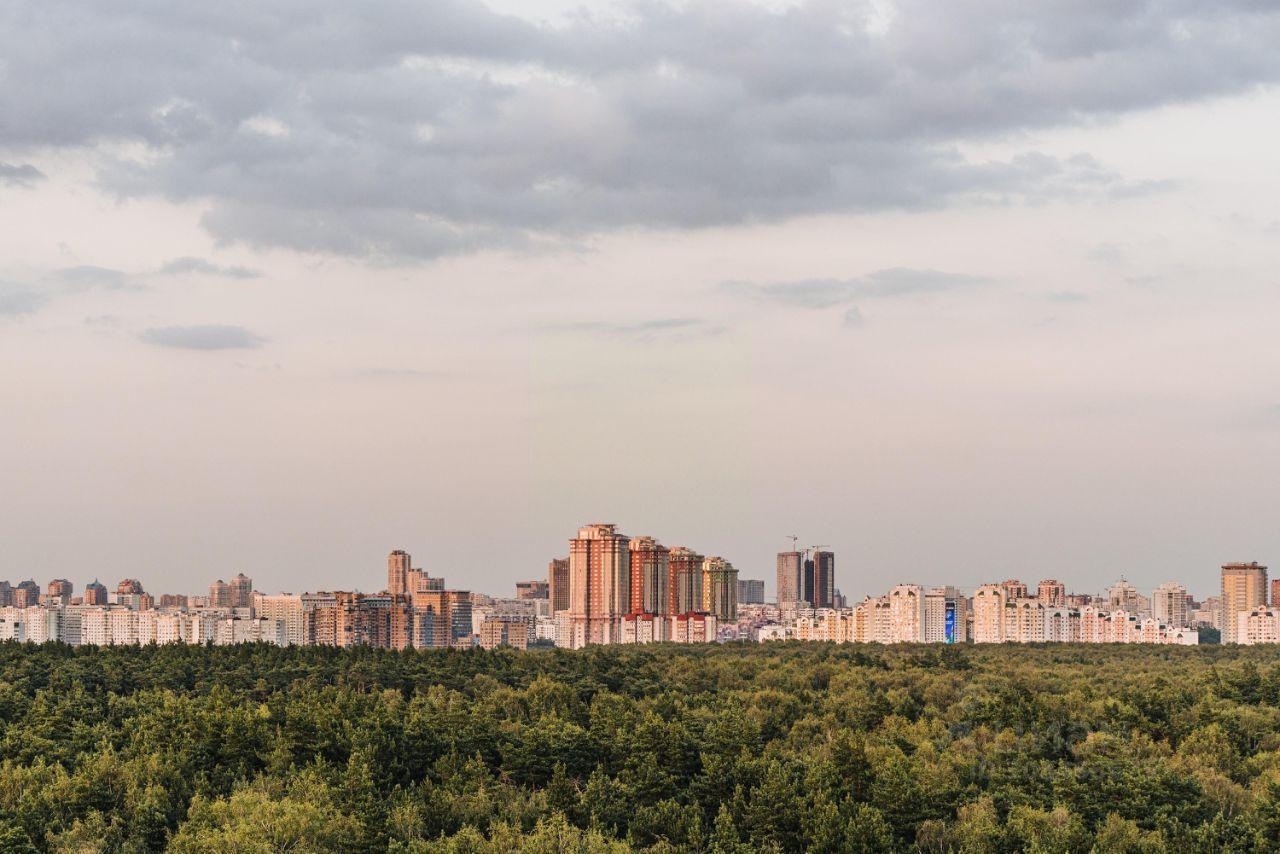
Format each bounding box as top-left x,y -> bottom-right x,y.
787,534 -> 799,552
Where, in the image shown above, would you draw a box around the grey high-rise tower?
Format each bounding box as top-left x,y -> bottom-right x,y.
811,550 -> 835,608
777,551 -> 803,608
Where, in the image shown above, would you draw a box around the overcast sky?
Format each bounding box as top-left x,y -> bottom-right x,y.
3,0 -> 1280,600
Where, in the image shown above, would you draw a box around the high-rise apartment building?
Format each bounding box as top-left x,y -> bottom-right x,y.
84,580 -> 108,606
479,616 -> 532,649
13,581 -> 39,608
886,584 -> 924,643
229,573 -> 253,608
117,578 -> 144,596
1007,599 -> 1046,643
669,547 -> 704,615
972,584 -> 1006,643
810,551 -> 835,608
1037,579 -> 1066,607
387,550 -> 411,596
413,589 -> 472,648
1000,579 -> 1029,600
1222,562 -> 1268,644
1152,582 -> 1189,628
1107,579 -> 1149,617
736,578 -> 765,605
547,559 -> 570,614
1271,579 -> 1280,608
702,556 -> 738,622
303,591 -> 357,647
567,523 -> 630,648
46,579 -> 73,606
923,586 -> 968,643
515,580 -> 549,600
776,551 -> 804,608
628,536 -> 670,615
254,593 -> 305,646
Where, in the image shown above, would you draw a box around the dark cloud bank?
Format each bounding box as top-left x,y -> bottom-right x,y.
2,0 -> 1279,259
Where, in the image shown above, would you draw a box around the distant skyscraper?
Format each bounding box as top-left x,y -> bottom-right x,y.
567,523 -> 630,648
1000,579 -> 1029,600
1037,579 -> 1066,607
736,578 -> 765,605
702,556 -> 738,621
1222,562 -> 1268,644
972,584 -> 1006,643
1152,582 -> 1189,628
669,547 -> 705,614
1106,579 -> 1149,616
387,550 -> 411,595
628,536 -> 670,615
116,578 -> 144,596
46,579 -> 73,606
209,579 -> 231,608
84,579 -> 108,606
776,551 -> 804,608
515,580 -> 549,600
924,586 -> 967,643
1271,578 -> 1280,608
13,580 -> 39,608
229,573 -> 253,608
886,584 -> 925,643
811,551 -> 835,608
254,594 -> 305,646
547,558 -> 570,613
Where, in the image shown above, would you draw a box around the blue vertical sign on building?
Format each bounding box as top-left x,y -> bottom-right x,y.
944,602 -> 956,644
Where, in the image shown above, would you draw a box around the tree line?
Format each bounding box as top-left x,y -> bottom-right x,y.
1,640 -> 1280,850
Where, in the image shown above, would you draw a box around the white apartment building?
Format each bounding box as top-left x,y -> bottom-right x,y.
535,615 -> 558,642
254,594 -> 305,646
213,617 -> 286,646
619,613 -> 670,644
0,613 -> 23,642
886,584 -> 924,643
670,613 -> 717,643
971,585 -> 1006,643
923,587 -> 967,644
1043,607 -> 1078,642
156,613 -> 185,644
1239,606 -> 1280,645
1004,599 -> 1046,643
792,609 -> 857,643
1152,582 -> 1190,628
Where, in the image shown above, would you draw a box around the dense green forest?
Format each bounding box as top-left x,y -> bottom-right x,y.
3,642 -> 1280,851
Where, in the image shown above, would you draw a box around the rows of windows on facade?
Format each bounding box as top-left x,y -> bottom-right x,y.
0,533 -> 1269,649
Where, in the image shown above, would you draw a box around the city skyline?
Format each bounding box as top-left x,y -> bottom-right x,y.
5,2 -> 1280,598
0,542 -> 1264,650
0,540 -> 1262,602
0,540 -> 1262,606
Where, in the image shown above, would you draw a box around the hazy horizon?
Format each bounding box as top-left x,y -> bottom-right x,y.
4,0 -> 1280,602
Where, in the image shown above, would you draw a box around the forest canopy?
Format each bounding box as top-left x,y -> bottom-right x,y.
2,641 -> 1280,851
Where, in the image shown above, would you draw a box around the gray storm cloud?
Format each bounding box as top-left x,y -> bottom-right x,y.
0,163 -> 45,187
2,0 -> 1279,259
